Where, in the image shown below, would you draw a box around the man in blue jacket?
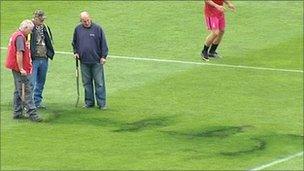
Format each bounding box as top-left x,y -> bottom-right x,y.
72,11 -> 109,110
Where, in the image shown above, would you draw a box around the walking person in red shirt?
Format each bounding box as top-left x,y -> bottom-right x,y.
201,0 -> 236,61
5,19 -> 42,122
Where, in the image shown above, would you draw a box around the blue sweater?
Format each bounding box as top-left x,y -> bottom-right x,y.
72,23 -> 108,64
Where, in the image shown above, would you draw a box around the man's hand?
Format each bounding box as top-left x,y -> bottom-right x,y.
20,69 -> 27,76
74,53 -> 80,59
227,4 -> 236,12
100,58 -> 106,65
225,1 -> 236,12
216,5 -> 225,13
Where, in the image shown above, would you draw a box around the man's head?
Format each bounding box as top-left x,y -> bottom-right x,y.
33,9 -> 46,26
19,19 -> 34,36
80,11 -> 92,28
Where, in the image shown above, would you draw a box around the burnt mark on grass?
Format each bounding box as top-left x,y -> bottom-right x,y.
114,117 -> 172,132
220,138 -> 266,156
192,125 -> 252,138
84,117 -> 122,127
163,125 -> 253,139
43,110 -> 63,123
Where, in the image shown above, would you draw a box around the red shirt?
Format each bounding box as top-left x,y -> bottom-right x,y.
5,30 -> 32,74
205,0 -> 225,17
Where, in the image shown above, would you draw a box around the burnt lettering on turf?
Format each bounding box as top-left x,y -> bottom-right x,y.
220,138 -> 266,156
113,117 -> 172,132
162,125 -> 253,139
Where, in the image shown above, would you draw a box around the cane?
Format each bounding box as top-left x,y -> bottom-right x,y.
21,82 -> 25,105
75,58 -> 80,107
21,76 -> 27,114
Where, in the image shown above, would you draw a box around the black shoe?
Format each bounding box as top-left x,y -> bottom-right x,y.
98,106 -> 107,110
82,105 -> 94,108
29,114 -> 43,122
201,51 -> 209,61
36,104 -> 47,109
13,114 -> 27,119
209,52 -> 220,58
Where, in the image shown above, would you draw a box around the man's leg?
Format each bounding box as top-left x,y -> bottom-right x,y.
209,15 -> 226,57
202,30 -> 219,60
81,63 -> 95,107
92,63 -> 106,109
12,71 -> 42,121
12,71 -> 23,118
22,76 -> 42,122
205,30 -> 220,46
209,30 -> 224,57
23,74 -> 42,122
33,59 -> 48,107
213,30 -> 225,44
31,59 -> 38,96
202,16 -> 220,61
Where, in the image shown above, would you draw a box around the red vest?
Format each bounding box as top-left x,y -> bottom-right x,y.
5,30 -> 32,74
205,0 -> 225,17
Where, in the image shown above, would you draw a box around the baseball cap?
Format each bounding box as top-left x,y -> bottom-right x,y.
33,9 -> 47,19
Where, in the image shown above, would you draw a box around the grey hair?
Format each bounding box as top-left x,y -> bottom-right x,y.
19,19 -> 34,31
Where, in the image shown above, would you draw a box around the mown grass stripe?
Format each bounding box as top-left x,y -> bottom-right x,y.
1,47 -> 303,73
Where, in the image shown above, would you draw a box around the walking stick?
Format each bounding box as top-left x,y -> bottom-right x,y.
21,82 -> 25,105
75,58 -> 80,107
21,76 -> 27,115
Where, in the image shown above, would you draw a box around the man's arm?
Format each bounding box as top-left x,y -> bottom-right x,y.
16,36 -> 26,75
16,51 -> 26,75
224,0 -> 236,12
100,29 -> 108,59
72,27 -> 79,59
100,28 -> 108,65
205,0 -> 225,13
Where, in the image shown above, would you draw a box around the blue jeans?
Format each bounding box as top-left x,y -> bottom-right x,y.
31,58 -> 48,107
80,63 -> 106,107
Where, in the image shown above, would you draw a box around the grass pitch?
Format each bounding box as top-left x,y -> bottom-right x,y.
1,1 -> 303,170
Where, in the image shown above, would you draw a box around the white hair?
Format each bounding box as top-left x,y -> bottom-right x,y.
19,19 -> 34,31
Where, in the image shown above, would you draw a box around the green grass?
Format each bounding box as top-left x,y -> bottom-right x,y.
265,155 -> 304,170
1,1 -> 303,170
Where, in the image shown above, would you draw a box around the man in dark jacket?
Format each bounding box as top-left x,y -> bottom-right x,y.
30,9 -> 55,109
72,11 -> 108,110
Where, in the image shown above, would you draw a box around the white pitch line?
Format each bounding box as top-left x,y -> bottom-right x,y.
109,55 -> 303,73
1,47 -> 303,73
249,151 -> 304,171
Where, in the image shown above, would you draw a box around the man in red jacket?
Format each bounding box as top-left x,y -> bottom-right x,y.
5,19 -> 42,122
201,0 -> 236,61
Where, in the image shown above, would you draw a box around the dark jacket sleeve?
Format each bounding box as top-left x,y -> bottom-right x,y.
44,25 -> 55,60
46,25 -> 53,43
30,32 -> 35,56
100,27 -> 108,58
72,27 -> 78,54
